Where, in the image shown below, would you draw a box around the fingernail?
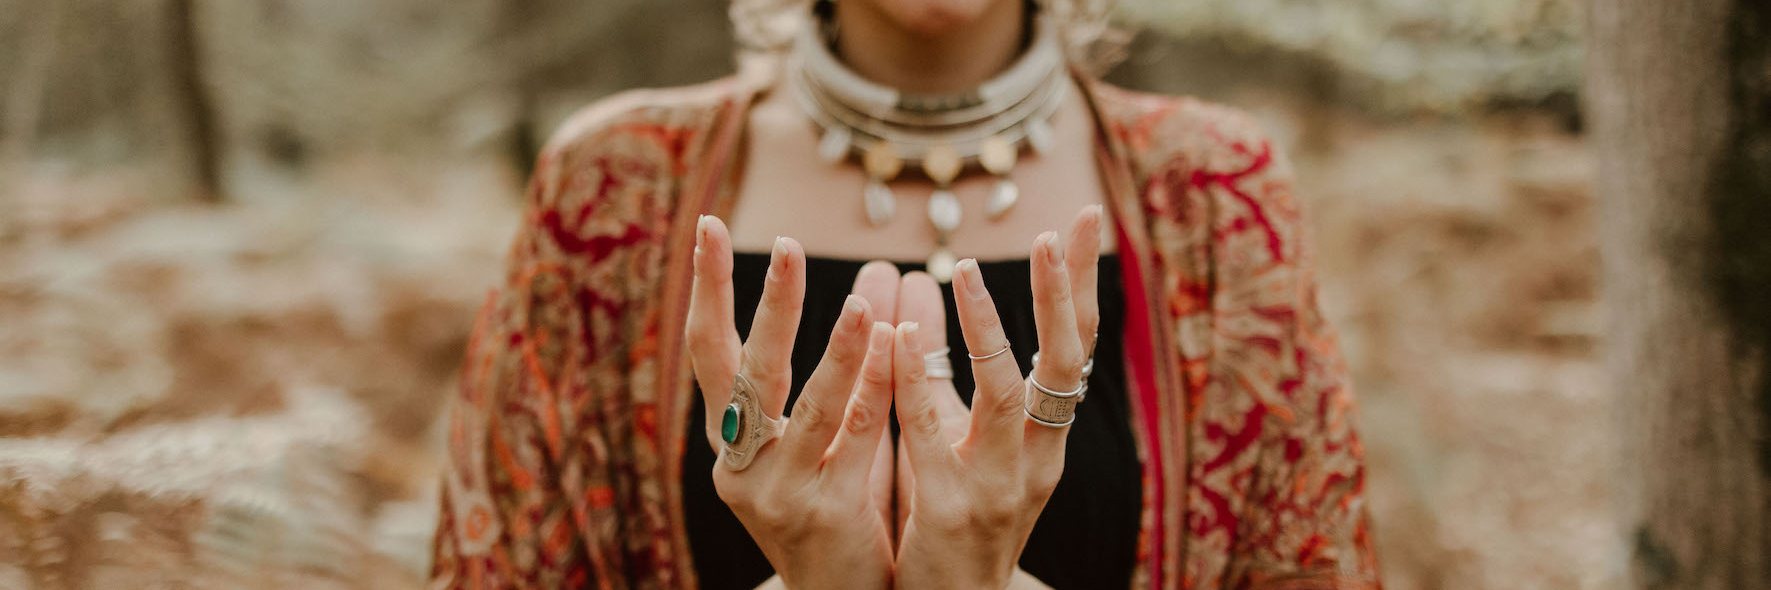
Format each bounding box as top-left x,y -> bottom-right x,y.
901,322 -> 920,352
843,294 -> 866,327
958,259 -> 986,300
1040,231 -> 1063,265
869,322 -> 892,352
767,236 -> 786,281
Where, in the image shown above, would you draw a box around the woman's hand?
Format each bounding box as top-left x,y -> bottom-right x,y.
889,207 -> 1104,590
686,216 -> 897,590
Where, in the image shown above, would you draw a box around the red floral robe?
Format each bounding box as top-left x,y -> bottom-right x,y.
428,72 -> 1380,590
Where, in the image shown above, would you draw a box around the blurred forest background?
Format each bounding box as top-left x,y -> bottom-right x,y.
0,0 -> 1611,588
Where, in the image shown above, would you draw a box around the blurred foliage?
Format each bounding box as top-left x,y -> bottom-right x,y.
1119,0 -> 1582,112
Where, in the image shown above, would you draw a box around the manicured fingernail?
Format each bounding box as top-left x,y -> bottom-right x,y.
870,322 -> 892,352
767,236 -> 786,281
843,294 -> 866,327
958,259 -> 986,300
1040,231 -> 1063,265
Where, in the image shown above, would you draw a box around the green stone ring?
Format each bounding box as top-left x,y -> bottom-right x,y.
719,373 -> 784,471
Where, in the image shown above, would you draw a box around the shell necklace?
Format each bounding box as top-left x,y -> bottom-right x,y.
786,6 -> 1067,282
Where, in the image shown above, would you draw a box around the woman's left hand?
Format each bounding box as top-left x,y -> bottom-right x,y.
889,206 -> 1103,590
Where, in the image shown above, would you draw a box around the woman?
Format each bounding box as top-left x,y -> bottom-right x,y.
429,0 -> 1379,588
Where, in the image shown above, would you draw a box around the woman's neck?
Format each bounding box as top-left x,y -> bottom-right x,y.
831,0 -> 1028,94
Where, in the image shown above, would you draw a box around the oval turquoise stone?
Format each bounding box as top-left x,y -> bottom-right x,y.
720,403 -> 742,443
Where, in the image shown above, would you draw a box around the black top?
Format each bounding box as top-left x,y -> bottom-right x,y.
682,253 -> 1140,590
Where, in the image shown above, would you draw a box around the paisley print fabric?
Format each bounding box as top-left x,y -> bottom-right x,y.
429,74 -> 1379,590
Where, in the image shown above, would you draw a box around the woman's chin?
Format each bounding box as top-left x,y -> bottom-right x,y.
866,0 -> 1006,38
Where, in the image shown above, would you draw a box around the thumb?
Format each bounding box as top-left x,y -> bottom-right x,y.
895,272 -> 949,356
892,322 -> 956,477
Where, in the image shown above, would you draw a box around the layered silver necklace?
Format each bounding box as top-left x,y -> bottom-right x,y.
787,6 -> 1068,282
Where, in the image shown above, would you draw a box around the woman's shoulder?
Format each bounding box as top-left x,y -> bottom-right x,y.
1082,80 -> 1284,179
511,77 -> 749,270
537,75 -> 751,168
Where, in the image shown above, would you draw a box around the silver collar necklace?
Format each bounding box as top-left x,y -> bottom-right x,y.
787,3 -> 1068,282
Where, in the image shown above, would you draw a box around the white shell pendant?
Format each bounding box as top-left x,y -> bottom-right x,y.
818,127 -> 851,163
927,189 -> 962,233
986,178 -> 1019,220
926,248 -> 957,283
1024,118 -> 1055,155
864,180 -> 896,226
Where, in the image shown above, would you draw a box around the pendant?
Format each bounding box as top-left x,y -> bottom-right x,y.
818,127 -> 851,163
922,145 -> 962,185
864,143 -> 904,180
864,180 -> 896,226
986,178 -> 1019,220
928,189 -> 962,233
1024,118 -> 1055,155
979,135 -> 1017,174
926,247 -> 957,283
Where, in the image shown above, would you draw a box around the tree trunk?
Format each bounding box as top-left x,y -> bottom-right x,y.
1587,0 -> 1771,587
166,0 -> 220,201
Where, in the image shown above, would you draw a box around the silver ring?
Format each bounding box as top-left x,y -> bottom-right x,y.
1031,351 -> 1094,378
967,343 -> 1012,361
1031,351 -> 1093,402
719,373 -> 785,471
923,347 -> 953,380
1023,373 -> 1083,427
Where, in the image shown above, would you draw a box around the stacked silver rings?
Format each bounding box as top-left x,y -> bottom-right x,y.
963,341 -> 1097,428
1023,372 -> 1084,427
924,347 -> 954,380
1026,330 -> 1098,427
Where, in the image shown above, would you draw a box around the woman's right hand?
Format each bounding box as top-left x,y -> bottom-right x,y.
686,215 -> 897,590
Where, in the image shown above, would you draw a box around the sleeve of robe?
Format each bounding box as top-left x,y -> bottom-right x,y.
428,100 -> 667,590
1191,112 -> 1382,590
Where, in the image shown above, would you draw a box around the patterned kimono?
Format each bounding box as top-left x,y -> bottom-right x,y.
428,72 -> 1380,590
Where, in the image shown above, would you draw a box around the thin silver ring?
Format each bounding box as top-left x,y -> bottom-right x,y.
1031,351 -> 1094,379
967,343 -> 1012,361
1031,350 -> 1093,402
1027,372 -> 1086,397
923,347 -> 954,380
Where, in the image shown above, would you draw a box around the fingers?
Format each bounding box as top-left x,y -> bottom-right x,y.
826,322 -> 897,493
1063,206 -> 1104,355
851,261 -> 901,326
783,294 -> 874,473
899,272 -> 970,448
687,216 -> 743,447
951,258 -> 1024,459
895,272 -> 949,364
892,322 -> 956,475
738,236 -> 807,417
1027,231 -> 1084,449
